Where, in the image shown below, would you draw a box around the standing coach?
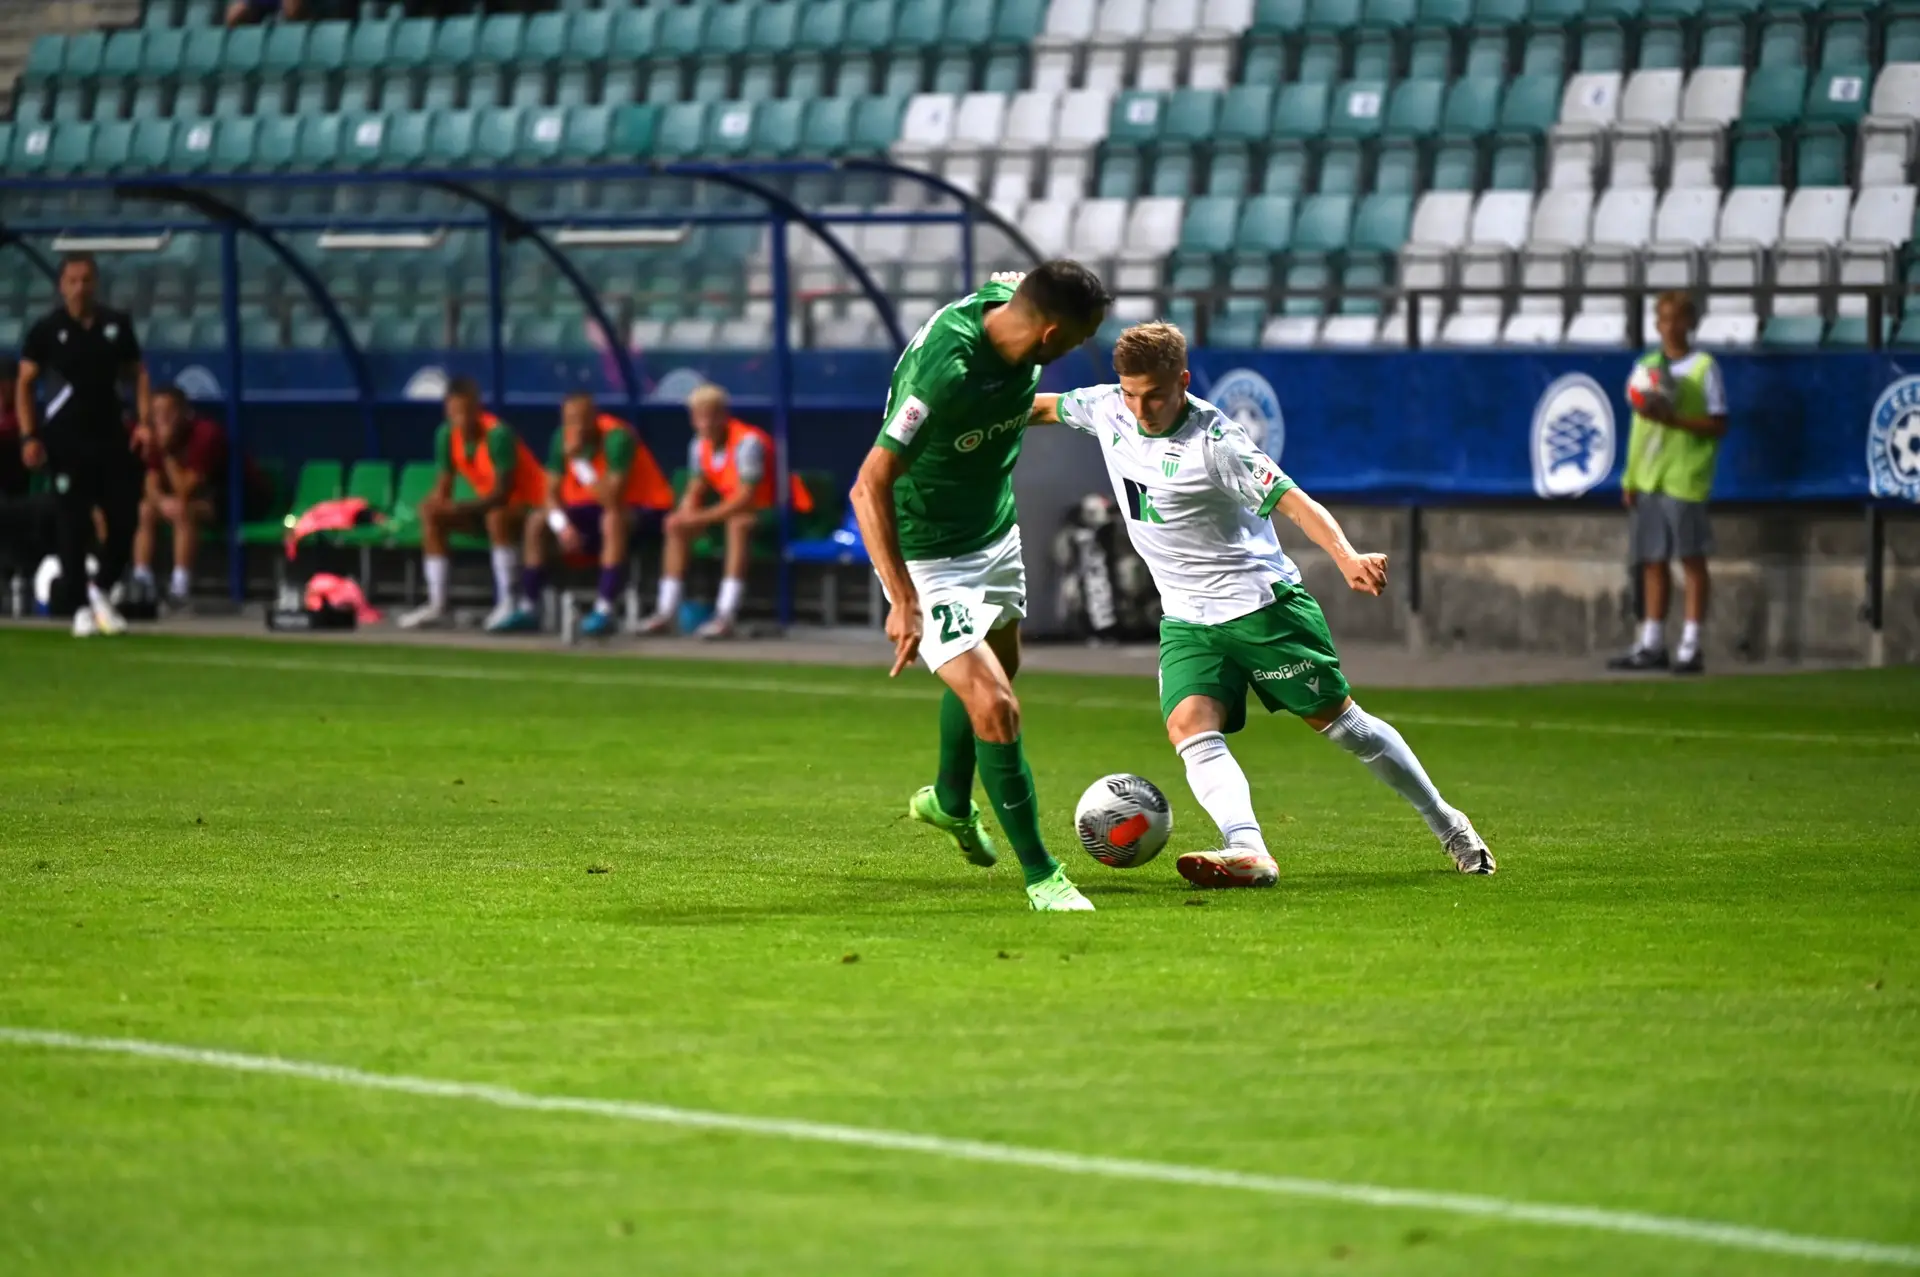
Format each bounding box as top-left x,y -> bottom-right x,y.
15,253 -> 152,636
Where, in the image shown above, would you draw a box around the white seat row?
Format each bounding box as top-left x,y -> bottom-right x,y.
891,90 -> 1116,203
1034,0 -> 1253,91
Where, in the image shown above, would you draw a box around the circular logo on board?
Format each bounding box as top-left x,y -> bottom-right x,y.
1530,373 -> 1616,498
648,367 -> 709,405
402,366 -> 449,401
1207,368 -> 1284,460
173,365 -> 223,401
1868,375 -> 1920,502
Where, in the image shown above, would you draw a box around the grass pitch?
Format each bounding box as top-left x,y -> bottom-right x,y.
1,629 -> 1916,1276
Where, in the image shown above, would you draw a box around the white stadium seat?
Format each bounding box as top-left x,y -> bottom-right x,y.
1033,0 -> 1096,90
1020,199 -> 1076,257
1085,0 -> 1150,90
1068,197 -> 1129,261
1469,191 -> 1533,249
1592,187 -> 1656,248
1410,191 -> 1474,248
1772,244 -> 1832,318
1115,196 -> 1184,291
1621,70 -> 1683,127
1565,311 -> 1629,346
1560,73 -> 1622,128
1609,124 -> 1663,189
1850,186 -> 1918,245
1319,314 -> 1381,346
1653,187 -> 1721,249
1694,312 -> 1758,346
1783,187 -> 1853,246
1861,65 -> 1920,186
1377,302 -> 1443,347
1611,70 -> 1682,188
1718,187 -> 1785,249
1261,315 -> 1322,347
1188,0 -> 1254,89
1502,311 -> 1565,345
895,94 -> 957,157
1529,187 -> 1594,248
1546,126 -> 1602,189
1705,240 -> 1763,315
1135,0 -> 1198,90
1681,68 -> 1745,125
991,90 -> 1059,203
1456,245 -> 1511,315
1837,243 -> 1895,319
1668,122 -> 1723,188
1440,311 -> 1503,346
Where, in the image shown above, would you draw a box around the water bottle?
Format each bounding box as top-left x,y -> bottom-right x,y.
8,574 -> 24,618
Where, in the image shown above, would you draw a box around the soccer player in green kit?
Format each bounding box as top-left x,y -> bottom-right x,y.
850,263 -> 1112,912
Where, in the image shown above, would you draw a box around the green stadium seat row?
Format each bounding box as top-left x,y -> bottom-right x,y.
1106,76 -> 1562,147
4,100 -> 908,175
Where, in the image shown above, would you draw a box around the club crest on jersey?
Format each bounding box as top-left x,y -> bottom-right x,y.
1160,445 -> 1184,478
1206,368 -> 1285,460
1530,373 -> 1615,498
1869,375 -> 1920,502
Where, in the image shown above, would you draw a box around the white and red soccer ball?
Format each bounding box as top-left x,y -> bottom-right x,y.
1627,362 -> 1674,416
1075,774 -> 1173,868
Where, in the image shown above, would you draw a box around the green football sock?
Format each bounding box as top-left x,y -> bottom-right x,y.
975,736 -> 1060,887
934,691 -> 976,820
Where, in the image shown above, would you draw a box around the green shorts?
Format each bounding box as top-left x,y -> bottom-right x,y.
1158,584 -> 1351,731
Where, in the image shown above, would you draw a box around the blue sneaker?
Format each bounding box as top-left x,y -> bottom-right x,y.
580,607 -> 618,638
486,606 -> 540,634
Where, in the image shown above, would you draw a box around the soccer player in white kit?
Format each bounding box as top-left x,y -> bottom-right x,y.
1029,322 -> 1494,887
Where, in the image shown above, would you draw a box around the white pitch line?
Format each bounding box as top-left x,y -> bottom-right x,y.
2,1027 -> 1915,1269
126,650 -> 1920,749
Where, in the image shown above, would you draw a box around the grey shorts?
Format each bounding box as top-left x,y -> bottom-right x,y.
1628,492 -> 1715,563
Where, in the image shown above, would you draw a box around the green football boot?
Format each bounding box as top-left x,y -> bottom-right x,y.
908,785 -> 999,868
1025,865 -> 1095,913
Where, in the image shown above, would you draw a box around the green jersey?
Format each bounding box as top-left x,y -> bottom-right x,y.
546,421 -> 636,473
874,280 -> 1041,560
1622,349 -> 1727,503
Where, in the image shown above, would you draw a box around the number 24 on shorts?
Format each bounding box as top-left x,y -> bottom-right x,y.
931,602 -> 975,642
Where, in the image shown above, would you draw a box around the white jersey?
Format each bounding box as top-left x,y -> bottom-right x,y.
1058,385 -> 1301,625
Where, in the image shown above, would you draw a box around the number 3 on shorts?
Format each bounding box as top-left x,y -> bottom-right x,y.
931,601 -> 975,643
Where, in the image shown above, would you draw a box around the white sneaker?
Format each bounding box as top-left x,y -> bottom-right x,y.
397,602 -> 450,630
634,611 -> 676,636
90,597 -> 128,636
72,607 -> 99,637
1175,849 -> 1280,889
695,613 -> 737,640
1441,821 -> 1496,875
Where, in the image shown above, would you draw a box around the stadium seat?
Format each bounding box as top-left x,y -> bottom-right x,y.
1441,78 -> 1502,139
1529,186 -> 1594,250
1470,190 -> 1532,248
239,460 -> 341,546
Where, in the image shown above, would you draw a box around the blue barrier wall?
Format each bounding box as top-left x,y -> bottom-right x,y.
142,346 -> 1914,505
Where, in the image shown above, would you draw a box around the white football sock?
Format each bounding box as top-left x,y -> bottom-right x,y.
423,555 -> 450,610
169,566 -> 191,597
1638,618 -> 1664,652
1678,619 -> 1702,660
655,576 -> 683,617
489,546 -> 517,605
1175,731 -> 1267,854
1322,703 -> 1463,839
715,576 -> 745,619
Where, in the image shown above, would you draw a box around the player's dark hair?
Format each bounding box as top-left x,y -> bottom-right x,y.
155,385 -> 192,411
1656,290 -> 1697,327
60,252 -> 97,275
1014,260 -> 1113,324
445,374 -> 482,403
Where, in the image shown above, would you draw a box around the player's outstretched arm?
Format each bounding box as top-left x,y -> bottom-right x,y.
1028,394 -> 1062,426
850,445 -> 922,677
1275,487 -> 1388,597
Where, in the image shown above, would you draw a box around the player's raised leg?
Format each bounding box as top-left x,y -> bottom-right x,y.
1164,694 -> 1278,889
1304,696 -> 1493,874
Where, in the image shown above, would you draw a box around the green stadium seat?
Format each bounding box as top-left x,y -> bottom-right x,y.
1520,31 -> 1562,77
1165,89 -> 1221,146
1464,32 -> 1507,78
1761,315 -> 1824,347
788,55 -> 829,100
1498,74 -> 1559,136
706,3 -> 754,58
1217,85 -> 1274,147
522,12 -> 568,67
342,460 -> 395,519
945,0 -> 996,46
1329,81 -> 1389,140
1825,316 -> 1893,349
1281,259 -> 1331,316
982,50 -> 1023,92
568,11 -> 617,62
931,56 -> 971,94
1353,191 -> 1413,252
656,102 -> 708,159
1252,0 -> 1309,36
1490,136 -> 1536,188
172,117 -> 215,170
296,114 -> 342,169
1408,31 -> 1451,78
1099,153 -> 1142,198
420,71 -> 459,112
259,23 -> 308,79
22,35 -> 65,87
473,107 -> 519,163
1263,143 -> 1310,194
1637,22 -> 1684,70
1431,138 -> 1479,187
126,117 -> 172,172
1414,0 -> 1472,28
239,460 -> 341,546
1578,22 -> 1625,72
845,0 -> 895,56
130,82 -> 171,122
1207,149 -> 1251,196
705,102 -> 756,158
1109,91 -> 1165,148
1274,82 -> 1330,138
689,61 -> 733,103
1176,195 -> 1240,263
141,27 -> 185,77
1359,0 -> 1415,29
1351,35 -> 1393,82
478,14 -> 526,66
206,115 -> 253,172
380,111 -> 428,168
1698,19 -> 1745,68
603,66 -> 640,107
800,97 -> 853,155
995,0 -> 1047,44
1805,67 -> 1871,130
850,95 -> 905,154
895,0 -> 946,50
1758,18 -> 1806,69
101,30 -> 145,81
1730,128 -> 1781,185
1442,78 -> 1502,138
1373,141 -> 1419,192
1297,36 -> 1341,85
1886,18 -> 1920,65
345,20 -> 392,71
753,98 -> 804,156
1294,194 -> 1354,253
1742,66 -> 1808,128
1472,0 -> 1528,25
90,120 -> 132,173
1151,153 -> 1198,197
1241,39 -> 1284,87
1234,195 -> 1296,266
1795,125 -> 1848,186
381,462 -> 439,550
65,31 -> 107,80
388,19 -> 435,71
1385,78 -> 1444,138
434,15 -> 480,65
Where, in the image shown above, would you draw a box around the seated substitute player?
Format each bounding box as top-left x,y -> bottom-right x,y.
850,263 -> 1112,913
1030,322 -> 1494,888
489,393 -> 675,637
638,383 -> 811,639
398,376 -> 546,630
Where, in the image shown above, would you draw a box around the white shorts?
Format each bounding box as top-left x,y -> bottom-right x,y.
889,525 -> 1027,672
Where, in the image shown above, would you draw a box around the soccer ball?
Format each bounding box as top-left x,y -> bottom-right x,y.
1627,361 -> 1673,415
1074,774 -> 1172,868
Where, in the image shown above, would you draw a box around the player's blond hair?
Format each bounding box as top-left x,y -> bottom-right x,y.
685,383 -> 729,412
1112,322 -> 1188,379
